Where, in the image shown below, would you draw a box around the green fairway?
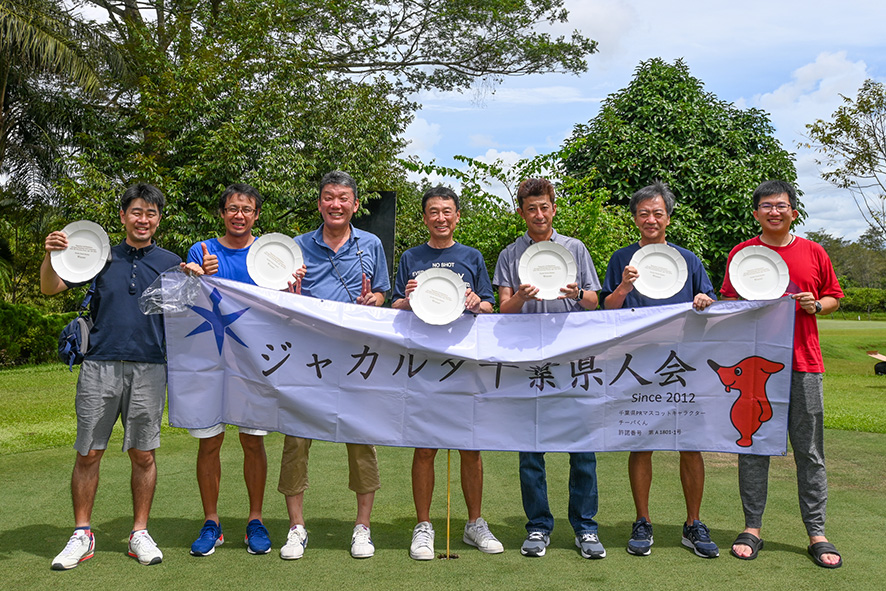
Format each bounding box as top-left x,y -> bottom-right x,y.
1,318 -> 884,589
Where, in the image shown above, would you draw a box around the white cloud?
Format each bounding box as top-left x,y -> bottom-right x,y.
401,118 -> 442,162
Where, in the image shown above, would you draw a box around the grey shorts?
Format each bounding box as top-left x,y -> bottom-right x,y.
74,360 -> 167,455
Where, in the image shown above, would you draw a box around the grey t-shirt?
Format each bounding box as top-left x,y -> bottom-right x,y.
493,230 -> 600,314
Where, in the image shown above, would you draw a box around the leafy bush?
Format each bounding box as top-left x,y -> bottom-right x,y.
839,287 -> 886,317
0,302 -> 74,367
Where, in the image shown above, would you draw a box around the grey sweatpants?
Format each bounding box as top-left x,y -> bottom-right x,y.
738,371 -> 827,537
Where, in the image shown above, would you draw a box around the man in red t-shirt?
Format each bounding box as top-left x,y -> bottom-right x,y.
720,180 -> 844,568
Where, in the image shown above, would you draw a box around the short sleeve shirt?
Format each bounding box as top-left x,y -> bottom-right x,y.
493,230 -> 601,314
294,224 -> 391,303
601,241 -> 716,307
187,237 -> 256,285
392,242 -> 494,306
65,241 -> 181,363
720,236 -> 844,372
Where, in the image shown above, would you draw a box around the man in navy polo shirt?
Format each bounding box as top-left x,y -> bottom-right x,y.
600,181 -> 719,559
278,171 -> 390,561
41,183 -> 197,570
391,186 -> 503,560
185,183 -> 273,557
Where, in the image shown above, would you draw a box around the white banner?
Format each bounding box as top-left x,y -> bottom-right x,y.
165,276 -> 795,455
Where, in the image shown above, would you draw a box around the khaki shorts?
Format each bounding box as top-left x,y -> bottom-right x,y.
74,360 -> 166,455
278,436 -> 380,495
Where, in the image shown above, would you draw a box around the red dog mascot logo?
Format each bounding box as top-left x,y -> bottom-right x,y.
707,357 -> 785,447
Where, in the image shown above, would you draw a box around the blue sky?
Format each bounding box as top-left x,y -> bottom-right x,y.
402,0 -> 886,241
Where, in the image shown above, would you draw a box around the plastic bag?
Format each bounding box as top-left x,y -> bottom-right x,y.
139,267 -> 202,314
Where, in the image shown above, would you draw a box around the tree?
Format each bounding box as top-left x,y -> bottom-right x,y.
806,80 -> 886,239
806,228 -> 886,289
53,0 -> 598,256
403,145 -> 634,286
562,58 -> 798,283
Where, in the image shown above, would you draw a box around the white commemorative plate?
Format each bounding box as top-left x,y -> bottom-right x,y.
410,268 -> 467,325
729,245 -> 790,300
518,241 -> 577,300
246,233 -> 303,290
628,243 -> 688,299
50,220 -> 111,283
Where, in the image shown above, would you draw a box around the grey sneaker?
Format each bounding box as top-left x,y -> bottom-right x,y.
410,521 -> 435,560
682,520 -> 719,558
576,532 -> 606,559
627,518 -> 653,556
51,529 -> 95,570
520,531 -> 550,557
463,517 -> 504,554
128,530 -> 163,565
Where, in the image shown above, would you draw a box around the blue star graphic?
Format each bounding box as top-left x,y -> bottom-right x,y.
186,288 -> 250,354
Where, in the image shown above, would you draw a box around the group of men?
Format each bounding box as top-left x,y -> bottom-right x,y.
41,172 -> 843,570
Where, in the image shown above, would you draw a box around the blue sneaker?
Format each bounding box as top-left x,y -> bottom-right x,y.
190,520 -> 224,556
245,519 -> 272,555
627,518 -> 653,556
520,531 -> 550,557
682,520 -> 719,558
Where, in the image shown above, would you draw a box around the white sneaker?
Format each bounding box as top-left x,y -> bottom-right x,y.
463,517 -> 504,554
51,529 -> 95,570
128,530 -> 163,565
410,521 -> 435,560
280,525 -> 308,560
350,524 -> 374,558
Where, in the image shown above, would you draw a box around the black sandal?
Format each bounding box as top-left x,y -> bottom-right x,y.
730,532 -> 763,560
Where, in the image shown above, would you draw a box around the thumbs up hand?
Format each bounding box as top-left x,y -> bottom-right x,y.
201,242 -> 219,275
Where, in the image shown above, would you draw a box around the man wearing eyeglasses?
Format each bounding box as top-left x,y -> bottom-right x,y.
600,181 -> 719,559
721,180 -> 844,568
41,184 -> 195,569
185,183 -> 274,557
278,171 -> 390,561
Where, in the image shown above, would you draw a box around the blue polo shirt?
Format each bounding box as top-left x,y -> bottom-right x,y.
392,242 -> 494,306
600,241 -> 716,307
187,237 -> 256,285
294,224 -> 390,303
65,241 -> 181,363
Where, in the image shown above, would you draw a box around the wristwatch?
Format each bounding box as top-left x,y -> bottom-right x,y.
575,288 -> 584,302
814,300 -> 822,314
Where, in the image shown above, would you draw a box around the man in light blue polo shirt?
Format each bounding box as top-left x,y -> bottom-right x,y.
185,183 -> 273,557
493,177 -> 605,560
278,171 -> 390,561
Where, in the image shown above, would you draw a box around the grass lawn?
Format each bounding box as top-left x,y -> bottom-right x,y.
0,319 -> 884,589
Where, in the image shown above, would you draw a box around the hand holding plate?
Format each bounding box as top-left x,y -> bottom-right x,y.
45,231 -> 69,252
517,283 -> 540,302
557,282 -> 581,301
620,265 -> 639,291
404,278 -> 418,299
286,264 -> 306,294
464,287 -> 482,313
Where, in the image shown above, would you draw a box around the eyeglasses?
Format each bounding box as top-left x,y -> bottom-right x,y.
224,206 -> 256,215
758,203 -> 792,213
